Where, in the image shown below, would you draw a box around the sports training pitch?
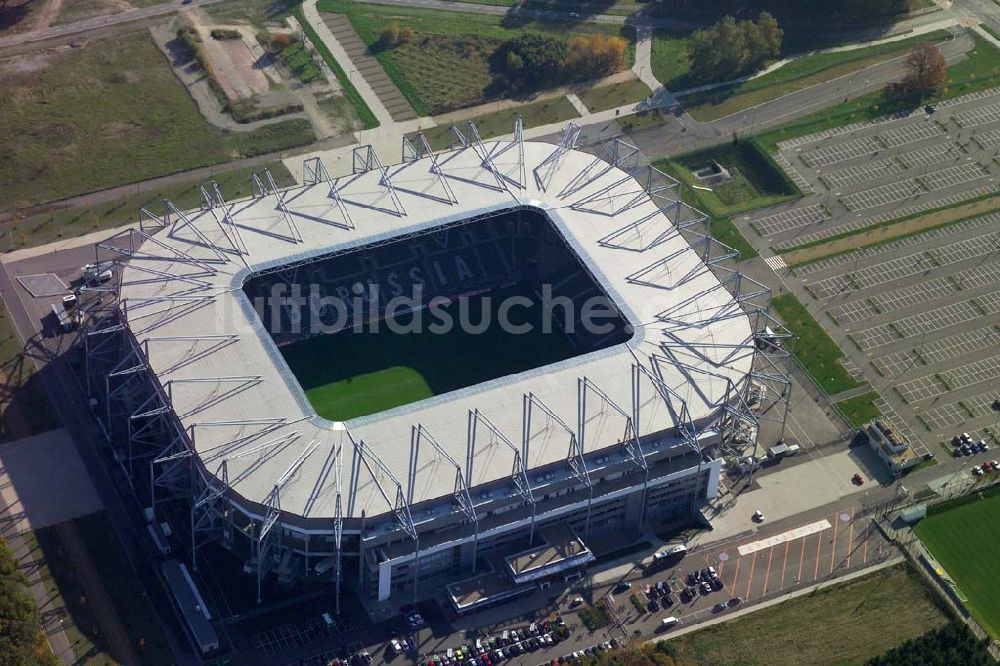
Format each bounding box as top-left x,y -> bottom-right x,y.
279,285 -> 600,421
914,485 -> 1000,638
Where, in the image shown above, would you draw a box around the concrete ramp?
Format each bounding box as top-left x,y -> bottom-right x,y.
320,13 -> 418,122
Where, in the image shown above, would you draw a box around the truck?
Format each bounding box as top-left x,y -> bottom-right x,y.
766,442 -> 800,459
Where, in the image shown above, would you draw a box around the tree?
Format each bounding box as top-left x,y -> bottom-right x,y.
757,11 -> 783,58
500,34 -> 568,90
903,41 -> 947,96
687,12 -> 783,82
0,539 -> 57,666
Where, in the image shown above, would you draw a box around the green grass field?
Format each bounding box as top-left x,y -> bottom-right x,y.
3,162 -> 294,252
836,391 -> 882,427
661,564 -> 949,666
0,31 -> 313,209
771,294 -> 863,395
280,286 -> 587,421
915,487 -> 1000,638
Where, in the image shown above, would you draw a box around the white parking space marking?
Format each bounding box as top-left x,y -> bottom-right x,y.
954,102 -> 1000,127
822,158 -> 902,190
973,127 -> 1000,149
808,228 -> 1000,299
921,392 -> 1000,431
840,164 -> 989,213
801,136 -> 882,168
896,141 -> 963,168
852,298 -> 988,350
737,520 -> 832,557
778,188 -> 1000,252
879,121 -> 944,148
753,204 -> 829,237
897,353 -> 1000,403
918,326 -> 1000,366
841,177 -> 922,211
920,162 -> 989,191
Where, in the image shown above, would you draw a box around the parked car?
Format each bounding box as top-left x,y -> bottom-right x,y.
712,601 -> 729,613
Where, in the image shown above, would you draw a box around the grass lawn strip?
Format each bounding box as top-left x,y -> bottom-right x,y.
782,193 -> 1000,265
771,293 -> 862,395
6,162 -> 294,252
409,96 -> 581,151
709,218 -> 759,260
915,489 -> 1000,638
317,0 -> 635,116
685,30 -> 953,121
661,564 -> 949,666
757,33 -> 1000,153
655,140 -> 800,218
577,77 -> 652,113
0,31 -> 313,210
836,391 -> 882,428
295,6 -> 378,129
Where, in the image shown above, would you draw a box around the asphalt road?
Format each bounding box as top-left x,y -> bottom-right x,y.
0,0 -> 221,50
627,30 -> 974,159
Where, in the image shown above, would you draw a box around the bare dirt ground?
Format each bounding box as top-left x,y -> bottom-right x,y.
52,0 -> 136,27
219,34 -> 268,96
32,0 -> 64,31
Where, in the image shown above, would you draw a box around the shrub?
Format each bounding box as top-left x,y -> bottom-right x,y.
378,21 -> 401,48
210,28 -> 242,40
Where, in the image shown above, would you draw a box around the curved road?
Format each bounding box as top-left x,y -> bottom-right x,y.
628,31 -> 975,160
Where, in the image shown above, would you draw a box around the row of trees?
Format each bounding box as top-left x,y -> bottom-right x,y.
0,539 -> 57,666
867,622 -> 993,665
687,12 -> 783,82
500,32 -> 627,92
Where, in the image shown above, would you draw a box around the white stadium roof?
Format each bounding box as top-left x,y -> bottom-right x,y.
115,135 -> 754,523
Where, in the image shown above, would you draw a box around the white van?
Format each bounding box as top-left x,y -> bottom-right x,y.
660,616 -> 680,629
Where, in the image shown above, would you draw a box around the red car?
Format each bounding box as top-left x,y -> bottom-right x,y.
852,473 -> 864,485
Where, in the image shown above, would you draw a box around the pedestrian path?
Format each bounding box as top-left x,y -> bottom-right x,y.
764,255 -> 788,273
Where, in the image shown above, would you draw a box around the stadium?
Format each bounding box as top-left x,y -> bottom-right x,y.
79,123 -> 790,615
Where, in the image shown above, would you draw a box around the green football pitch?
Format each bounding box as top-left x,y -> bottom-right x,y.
278,287 -> 610,421
914,486 -> 1000,639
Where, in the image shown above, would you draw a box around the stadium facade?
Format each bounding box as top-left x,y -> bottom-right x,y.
80,124 -> 791,613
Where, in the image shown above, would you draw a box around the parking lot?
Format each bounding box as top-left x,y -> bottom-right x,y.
776,207 -> 1000,447
749,88 -> 1000,251
733,90 -> 1000,451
